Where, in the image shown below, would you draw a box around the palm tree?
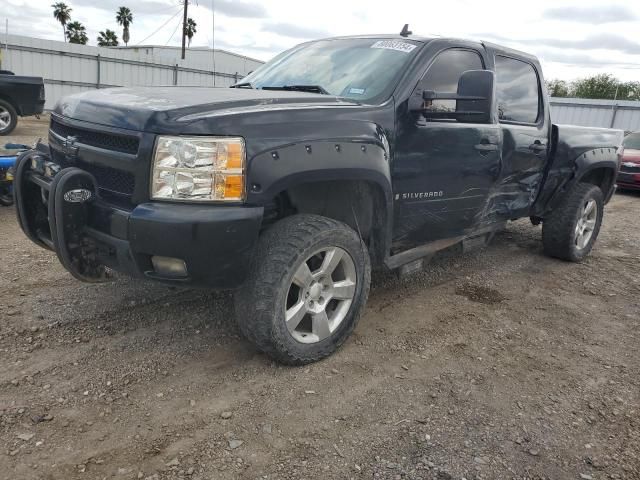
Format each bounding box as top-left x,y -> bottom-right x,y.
52,2 -> 72,42
66,21 -> 88,45
97,29 -> 119,47
184,18 -> 197,47
116,7 -> 133,46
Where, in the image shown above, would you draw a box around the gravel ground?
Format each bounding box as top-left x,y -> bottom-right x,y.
1,117 -> 639,480
0,114 -> 49,154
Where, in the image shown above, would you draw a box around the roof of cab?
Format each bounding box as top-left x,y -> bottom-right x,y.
313,34 -> 539,63
318,33 -> 436,43
481,40 -> 540,63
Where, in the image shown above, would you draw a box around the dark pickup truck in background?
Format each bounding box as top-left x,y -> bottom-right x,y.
0,72 -> 45,135
14,32 -> 623,364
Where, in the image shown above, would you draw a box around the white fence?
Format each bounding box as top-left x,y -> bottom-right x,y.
1,34 -> 264,110
550,97 -> 640,132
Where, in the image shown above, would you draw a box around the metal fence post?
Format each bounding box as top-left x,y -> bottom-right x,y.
174,64 -> 178,85
96,54 -> 101,89
609,104 -> 619,129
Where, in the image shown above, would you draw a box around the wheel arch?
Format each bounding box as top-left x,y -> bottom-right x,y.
577,164 -> 617,200
248,138 -> 394,267
265,176 -> 392,268
536,148 -> 619,217
569,143 -> 621,202
0,92 -> 21,115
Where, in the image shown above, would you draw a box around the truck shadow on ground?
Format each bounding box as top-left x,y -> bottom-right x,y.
30,220 -> 545,366
616,188 -> 640,198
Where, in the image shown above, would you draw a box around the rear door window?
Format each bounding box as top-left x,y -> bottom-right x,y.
495,56 -> 540,124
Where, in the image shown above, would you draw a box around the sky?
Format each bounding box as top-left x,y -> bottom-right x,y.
3,0 -> 640,82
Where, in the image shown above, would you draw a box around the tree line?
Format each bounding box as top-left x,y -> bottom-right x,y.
546,74 -> 640,101
51,2 -> 197,48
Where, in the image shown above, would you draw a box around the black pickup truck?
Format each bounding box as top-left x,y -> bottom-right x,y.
0,72 -> 45,135
14,33 -> 623,364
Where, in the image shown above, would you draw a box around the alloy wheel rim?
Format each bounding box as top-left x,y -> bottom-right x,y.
284,246 -> 357,344
0,107 -> 10,130
575,199 -> 597,250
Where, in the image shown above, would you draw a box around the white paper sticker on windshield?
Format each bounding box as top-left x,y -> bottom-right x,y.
349,87 -> 366,95
371,40 -> 417,53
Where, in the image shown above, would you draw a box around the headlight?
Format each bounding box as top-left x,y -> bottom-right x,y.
151,136 -> 245,202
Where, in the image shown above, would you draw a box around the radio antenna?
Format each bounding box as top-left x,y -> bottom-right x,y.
400,24 -> 412,37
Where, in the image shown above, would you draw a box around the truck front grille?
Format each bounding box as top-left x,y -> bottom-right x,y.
49,117 -> 143,204
50,118 -> 140,155
56,158 -> 136,196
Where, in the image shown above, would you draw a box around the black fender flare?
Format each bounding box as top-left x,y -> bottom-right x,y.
246,137 -> 394,258
543,148 -> 619,214
572,147 -> 619,201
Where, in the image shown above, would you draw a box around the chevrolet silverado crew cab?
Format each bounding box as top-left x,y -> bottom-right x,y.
14,32 -> 623,364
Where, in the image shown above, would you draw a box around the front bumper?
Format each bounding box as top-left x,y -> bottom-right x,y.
14,148 -> 263,288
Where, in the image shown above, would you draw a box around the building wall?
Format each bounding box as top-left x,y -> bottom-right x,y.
0,34 -> 264,109
550,97 -> 640,132
123,45 -> 263,77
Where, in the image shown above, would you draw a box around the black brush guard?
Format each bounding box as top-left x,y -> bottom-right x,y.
14,145 -> 111,282
13,143 -> 265,289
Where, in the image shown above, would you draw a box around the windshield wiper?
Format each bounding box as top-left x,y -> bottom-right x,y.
261,84 -> 329,95
230,82 -> 253,89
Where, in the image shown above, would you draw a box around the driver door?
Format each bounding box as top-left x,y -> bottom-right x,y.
392,47 -> 502,248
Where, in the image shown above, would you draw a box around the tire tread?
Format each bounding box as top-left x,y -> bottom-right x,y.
235,214 -> 370,365
542,183 -> 603,262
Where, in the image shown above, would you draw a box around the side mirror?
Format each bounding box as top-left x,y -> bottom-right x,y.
412,69 -> 494,123
456,70 -> 494,124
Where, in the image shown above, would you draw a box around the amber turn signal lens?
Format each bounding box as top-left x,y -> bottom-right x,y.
224,175 -> 244,199
152,136 -> 245,202
226,143 -> 243,170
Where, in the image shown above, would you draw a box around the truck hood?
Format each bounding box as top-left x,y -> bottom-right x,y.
55,86 -> 359,133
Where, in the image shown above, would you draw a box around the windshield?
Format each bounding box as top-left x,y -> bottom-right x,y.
238,38 -> 422,103
624,132 -> 640,150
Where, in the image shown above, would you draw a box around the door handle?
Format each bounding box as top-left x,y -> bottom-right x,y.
474,143 -> 499,152
528,142 -> 547,152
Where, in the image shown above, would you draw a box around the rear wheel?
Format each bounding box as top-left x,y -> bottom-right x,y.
0,99 -> 18,136
235,214 -> 371,365
542,183 -> 604,262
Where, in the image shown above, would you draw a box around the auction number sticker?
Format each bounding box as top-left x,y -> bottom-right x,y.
371,40 -> 417,53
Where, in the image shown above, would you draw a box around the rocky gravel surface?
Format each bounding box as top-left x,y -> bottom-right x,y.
1,118 -> 639,479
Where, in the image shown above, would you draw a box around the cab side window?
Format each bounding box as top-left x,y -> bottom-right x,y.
495,56 -> 540,124
421,49 -> 484,113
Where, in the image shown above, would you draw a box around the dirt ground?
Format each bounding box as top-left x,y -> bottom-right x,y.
1,117 -> 639,480
0,114 -> 50,155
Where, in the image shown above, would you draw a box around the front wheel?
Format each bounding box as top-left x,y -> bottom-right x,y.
235,214 -> 371,365
542,183 -> 604,262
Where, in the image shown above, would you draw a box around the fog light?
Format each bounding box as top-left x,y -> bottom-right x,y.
151,256 -> 188,278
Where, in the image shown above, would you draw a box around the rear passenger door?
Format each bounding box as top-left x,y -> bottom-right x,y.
489,54 -> 549,219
